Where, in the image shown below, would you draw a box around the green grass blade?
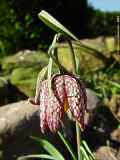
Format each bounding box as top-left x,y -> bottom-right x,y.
58,132 -> 77,160
38,10 -> 78,41
17,154 -> 57,160
80,146 -> 90,160
108,80 -> 120,89
48,34 -> 60,56
31,136 -> 65,160
82,141 -> 95,159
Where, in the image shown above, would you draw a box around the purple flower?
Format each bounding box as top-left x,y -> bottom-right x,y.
29,74 -> 87,133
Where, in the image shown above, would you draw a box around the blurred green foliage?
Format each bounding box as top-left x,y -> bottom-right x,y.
0,0 -> 119,57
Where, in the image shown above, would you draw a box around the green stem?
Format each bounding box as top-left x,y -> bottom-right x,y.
54,48 -> 67,73
76,122 -> 81,160
67,39 -> 77,73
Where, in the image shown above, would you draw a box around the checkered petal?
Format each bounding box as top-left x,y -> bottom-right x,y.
39,80 -> 64,133
52,74 -> 87,130
46,95 -> 64,132
39,80 -> 49,133
67,79 -> 87,130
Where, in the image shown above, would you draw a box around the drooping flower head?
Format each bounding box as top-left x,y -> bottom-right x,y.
29,73 -> 87,133
52,74 -> 87,130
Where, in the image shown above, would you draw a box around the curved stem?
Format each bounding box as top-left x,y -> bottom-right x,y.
67,39 -> 77,74
76,122 -> 81,160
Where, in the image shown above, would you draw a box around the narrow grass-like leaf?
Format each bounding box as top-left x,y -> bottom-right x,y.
38,10 -> 78,41
80,146 -> 90,160
58,132 -> 77,160
82,141 -> 95,159
17,154 -> 57,160
48,34 -> 60,56
67,39 -> 77,73
31,136 -> 65,160
35,66 -> 48,103
75,56 -> 81,75
108,80 -> 120,89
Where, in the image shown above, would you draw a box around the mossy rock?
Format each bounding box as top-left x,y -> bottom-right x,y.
80,36 -> 120,62
10,63 -> 59,97
57,43 -> 104,73
10,67 -> 41,97
80,36 -> 116,56
2,50 -> 48,74
57,36 -> 117,73
7,50 -> 59,97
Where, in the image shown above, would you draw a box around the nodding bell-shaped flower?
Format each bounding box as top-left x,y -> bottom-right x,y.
29,73 -> 87,133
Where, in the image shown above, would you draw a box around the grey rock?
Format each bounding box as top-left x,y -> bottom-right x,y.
0,100 -> 39,139
96,146 -> 118,160
111,128 -> 120,143
85,88 -> 101,127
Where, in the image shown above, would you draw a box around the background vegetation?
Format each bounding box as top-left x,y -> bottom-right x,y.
0,0 -> 119,57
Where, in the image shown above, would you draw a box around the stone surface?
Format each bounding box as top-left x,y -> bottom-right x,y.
1,50 -> 59,97
0,100 -> 39,138
84,88 -> 101,127
111,128 -> 120,143
10,67 -> 41,97
57,42 -> 105,73
0,100 -> 41,160
57,37 -> 116,73
1,50 -> 48,96
1,50 -> 49,97
96,146 -> 119,160
10,64 -> 58,97
1,50 -> 48,73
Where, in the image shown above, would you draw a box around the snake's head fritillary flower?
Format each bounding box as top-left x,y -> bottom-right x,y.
29,73 -> 87,133
52,74 -> 87,131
